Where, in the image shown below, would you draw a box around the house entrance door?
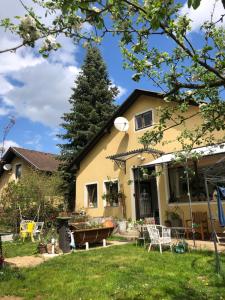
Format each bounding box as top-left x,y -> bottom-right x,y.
133,167 -> 159,223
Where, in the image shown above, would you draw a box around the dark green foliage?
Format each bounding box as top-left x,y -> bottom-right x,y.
58,45 -> 118,210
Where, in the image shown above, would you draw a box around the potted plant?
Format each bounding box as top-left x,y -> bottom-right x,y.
165,210 -> 182,227
102,193 -> 111,207
37,234 -> 47,254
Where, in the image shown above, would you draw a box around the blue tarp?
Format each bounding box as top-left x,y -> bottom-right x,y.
217,187 -> 225,227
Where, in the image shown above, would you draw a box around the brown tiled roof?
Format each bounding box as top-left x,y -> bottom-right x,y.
3,147 -> 60,172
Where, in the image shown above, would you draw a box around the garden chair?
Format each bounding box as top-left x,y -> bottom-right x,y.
20,220 -> 35,242
33,222 -> 44,240
136,224 -> 155,247
185,212 -> 209,240
215,231 -> 225,245
147,227 -> 172,254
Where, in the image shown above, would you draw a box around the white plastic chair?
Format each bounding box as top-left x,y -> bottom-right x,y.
33,222 -> 44,240
147,227 -> 172,254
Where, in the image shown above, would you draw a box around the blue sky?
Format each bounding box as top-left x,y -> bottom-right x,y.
0,0 -> 224,154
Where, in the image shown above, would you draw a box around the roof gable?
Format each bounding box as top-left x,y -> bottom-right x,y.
2,147 -> 59,172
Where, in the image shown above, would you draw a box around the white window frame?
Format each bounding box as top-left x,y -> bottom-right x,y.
84,182 -> 99,208
103,179 -> 119,207
133,109 -> 154,132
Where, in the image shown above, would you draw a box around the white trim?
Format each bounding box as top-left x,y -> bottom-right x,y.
84,181 -> 99,209
102,178 -> 119,208
130,167 -> 136,220
133,109 -> 154,132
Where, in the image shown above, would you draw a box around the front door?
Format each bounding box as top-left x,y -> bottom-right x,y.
133,167 -> 159,223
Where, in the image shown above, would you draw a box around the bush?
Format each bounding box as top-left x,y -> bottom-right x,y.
0,170 -> 64,232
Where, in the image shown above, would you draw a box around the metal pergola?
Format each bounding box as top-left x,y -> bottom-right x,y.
202,155 -> 225,273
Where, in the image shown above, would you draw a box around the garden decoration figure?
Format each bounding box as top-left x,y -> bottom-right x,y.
69,231 -> 75,250
51,238 -> 56,254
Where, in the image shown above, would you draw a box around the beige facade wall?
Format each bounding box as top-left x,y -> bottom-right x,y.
75,94 -> 225,231
0,157 -> 30,194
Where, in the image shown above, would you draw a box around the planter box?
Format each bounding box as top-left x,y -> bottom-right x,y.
69,225 -> 114,247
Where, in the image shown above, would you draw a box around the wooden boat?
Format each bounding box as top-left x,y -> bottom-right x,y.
69,224 -> 114,247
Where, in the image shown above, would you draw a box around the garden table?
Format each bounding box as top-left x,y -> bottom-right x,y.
170,227 -> 192,240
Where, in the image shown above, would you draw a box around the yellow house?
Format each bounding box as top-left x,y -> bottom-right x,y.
0,146 -> 60,193
72,89 -> 225,233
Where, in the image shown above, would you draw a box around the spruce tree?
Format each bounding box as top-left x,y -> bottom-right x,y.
58,45 -> 119,210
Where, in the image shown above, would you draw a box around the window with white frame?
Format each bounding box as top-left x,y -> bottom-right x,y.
135,110 -> 152,131
104,180 -> 119,206
86,183 -> 98,208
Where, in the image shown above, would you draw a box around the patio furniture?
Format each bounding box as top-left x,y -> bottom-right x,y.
215,231 -> 225,245
147,227 -> 172,254
20,220 -> 35,242
136,224 -> 153,247
33,222 -> 44,240
185,212 -> 209,240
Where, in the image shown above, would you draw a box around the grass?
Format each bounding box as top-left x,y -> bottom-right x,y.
1,243 -> 225,300
3,241 -> 38,258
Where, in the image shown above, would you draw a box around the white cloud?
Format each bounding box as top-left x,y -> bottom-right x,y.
0,107 -> 10,116
111,79 -> 127,99
180,0 -> 225,32
0,75 -> 13,94
0,0 -> 80,128
0,0 -> 123,133
3,62 -> 80,127
25,134 -> 42,150
117,85 -> 127,99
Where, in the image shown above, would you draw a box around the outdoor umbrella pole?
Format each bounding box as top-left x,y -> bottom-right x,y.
204,176 -> 220,274
185,163 -> 196,248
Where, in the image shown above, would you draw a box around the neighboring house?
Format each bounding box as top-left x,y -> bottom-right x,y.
71,89 -> 225,232
0,147 -> 60,192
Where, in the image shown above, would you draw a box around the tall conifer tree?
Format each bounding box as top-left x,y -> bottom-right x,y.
58,45 -> 119,209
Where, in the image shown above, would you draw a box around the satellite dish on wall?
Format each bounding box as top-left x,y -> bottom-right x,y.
114,117 -> 129,132
3,164 -> 12,171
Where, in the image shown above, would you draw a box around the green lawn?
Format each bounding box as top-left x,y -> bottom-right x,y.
3,241 -> 39,258
1,244 -> 225,300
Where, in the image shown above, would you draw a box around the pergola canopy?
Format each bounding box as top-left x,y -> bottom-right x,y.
106,147 -> 163,173
142,143 -> 225,166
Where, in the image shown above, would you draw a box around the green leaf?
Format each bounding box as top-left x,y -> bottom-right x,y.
187,0 -> 192,8
192,0 -> 201,9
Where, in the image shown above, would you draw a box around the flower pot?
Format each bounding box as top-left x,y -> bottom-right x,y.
103,220 -> 114,228
38,243 -> 47,254
118,220 -> 127,232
